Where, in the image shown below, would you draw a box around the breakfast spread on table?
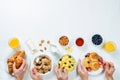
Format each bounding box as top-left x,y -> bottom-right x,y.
83,52 -> 105,72
58,55 -> 76,72
34,55 -> 52,74
6,34 -> 117,76
7,50 -> 25,74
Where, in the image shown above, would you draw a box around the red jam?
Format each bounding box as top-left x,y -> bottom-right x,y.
76,38 -> 84,46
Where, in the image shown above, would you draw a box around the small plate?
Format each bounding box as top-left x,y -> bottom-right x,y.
88,67 -> 105,75
82,51 -> 105,76
4,50 -> 31,80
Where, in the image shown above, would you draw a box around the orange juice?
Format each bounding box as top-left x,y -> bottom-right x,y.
8,38 -> 20,49
104,41 -> 115,52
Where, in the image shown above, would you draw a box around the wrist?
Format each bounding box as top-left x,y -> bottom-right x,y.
82,79 -> 88,80
106,76 -> 113,80
81,77 -> 88,80
15,77 -> 22,80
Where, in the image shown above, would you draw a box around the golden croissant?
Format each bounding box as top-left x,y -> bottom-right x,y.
7,50 -> 25,74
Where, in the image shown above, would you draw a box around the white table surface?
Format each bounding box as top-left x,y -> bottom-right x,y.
0,0 -> 120,80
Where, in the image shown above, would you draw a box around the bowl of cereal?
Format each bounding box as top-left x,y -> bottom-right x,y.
31,52 -> 54,75
58,55 -> 76,72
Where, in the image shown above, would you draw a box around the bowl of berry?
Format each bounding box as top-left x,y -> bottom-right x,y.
91,34 -> 104,47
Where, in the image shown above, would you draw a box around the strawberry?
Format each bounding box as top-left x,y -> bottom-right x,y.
87,67 -> 92,72
98,58 -> 103,63
100,62 -> 105,68
85,53 -> 90,57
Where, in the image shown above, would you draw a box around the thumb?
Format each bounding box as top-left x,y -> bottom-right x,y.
64,69 -> 68,75
33,67 -> 38,75
13,62 -> 17,71
105,62 -> 109,71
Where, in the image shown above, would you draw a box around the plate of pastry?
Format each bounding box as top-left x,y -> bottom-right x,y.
58,55 -> 76,72
83,52 -> 105,75
31,51 -> 54,76
5,50 -> 31,80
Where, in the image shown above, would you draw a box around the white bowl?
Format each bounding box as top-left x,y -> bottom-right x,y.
31,51 -> 54,76
58,54 -> 76,73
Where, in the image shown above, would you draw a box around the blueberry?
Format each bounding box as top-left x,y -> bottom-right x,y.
59,58 -> 62,61
43,71 -> 45,74
36,63 -> 40,66
92,34 -> 103,45
48,69 -> 51,71
87,61 -> 90,64
68,66 -> 71,68
71,64 -> 74,66
68,55 -> 71,58
64,62 -> 66,64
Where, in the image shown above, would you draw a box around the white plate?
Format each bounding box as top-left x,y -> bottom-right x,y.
4,50 -> 31,80
88,67 -> 104,76
82,51 -> 105,76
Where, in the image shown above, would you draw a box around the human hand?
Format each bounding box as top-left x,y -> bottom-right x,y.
77,59 -> 88,80
55,65 -> 68,80
30,67 -> 42,80
105,62 -> 115,80
13,59 -> 28,80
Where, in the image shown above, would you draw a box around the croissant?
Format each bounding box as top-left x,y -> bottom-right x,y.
15,56 -> 23,69
7,50 -> 25,74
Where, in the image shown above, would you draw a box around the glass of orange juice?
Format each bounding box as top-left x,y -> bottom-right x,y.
8,37 -> 20,49
103,41 -> 116,52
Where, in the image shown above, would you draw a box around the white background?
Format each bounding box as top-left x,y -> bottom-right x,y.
0,0 -> 120,80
